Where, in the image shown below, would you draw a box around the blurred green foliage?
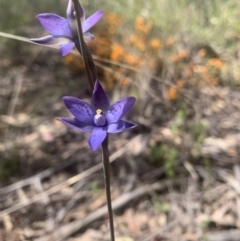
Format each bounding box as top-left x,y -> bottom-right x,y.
0,0 -> 239,58
90,182 -> 101,194
92,0 -> 240,51
0,0 -> 239,46
204,158 -> 213,182
172,103 -> 187,135
149,143 -> 178,178
0,0 -> 61,32
152,193 -> 169,212
0,152 -> 20,181
191,123 -> 206,144
191,122 -> 207,158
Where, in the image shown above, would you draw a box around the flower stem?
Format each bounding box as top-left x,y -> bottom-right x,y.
72,0 -> 95,90
102,136 -> 115,241
72,1 -> 114,239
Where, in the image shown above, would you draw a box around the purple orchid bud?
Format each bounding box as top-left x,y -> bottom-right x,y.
30,0 -> 103,56
58,80 -> 136,151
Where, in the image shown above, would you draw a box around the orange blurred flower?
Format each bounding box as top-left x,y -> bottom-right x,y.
198,48 -> 207,57
193,65 -> 208,74
150,38 -> 162,49
105,13 -> 122,26
135,16 -> 152,33
124,53 -> 140,66
189,78 -> 197,86
168,87 -> 178,100
208,58 -> 223,69
111,44 -> 125,61
171,54 -> 180,62
178,50 -> 189,59
171,50 -> 189,62
120,77 -> 130,87
177,79 -> 185,88
135,39 -> 146,51
202,73 -> 219,85
63,54 -> 75,64
129,34 -> 138,44
184,68 -> 192,77
148,59 -> 157,69
166,36 -> 176,46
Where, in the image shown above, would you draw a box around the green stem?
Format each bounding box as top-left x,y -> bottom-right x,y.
72,0 -> 94,90
102,136 -> 115,241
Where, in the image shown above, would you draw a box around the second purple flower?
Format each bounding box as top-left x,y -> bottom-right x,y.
30,0 -> 103,56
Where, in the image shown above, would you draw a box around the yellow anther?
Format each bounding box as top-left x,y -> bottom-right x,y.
96,109 -> 103,115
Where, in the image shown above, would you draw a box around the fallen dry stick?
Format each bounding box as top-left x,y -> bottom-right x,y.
206,229 -> 240,241
34,178 -> 186,241
0,135 -> 142,217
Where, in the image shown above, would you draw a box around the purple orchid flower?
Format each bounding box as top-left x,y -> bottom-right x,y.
59,80 -> 136,151
30,0 -> 103,56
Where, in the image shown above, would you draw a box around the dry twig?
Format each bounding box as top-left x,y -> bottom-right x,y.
34,179 -> 186,241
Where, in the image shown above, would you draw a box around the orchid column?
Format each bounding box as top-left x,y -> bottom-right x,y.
31,1 -> 136,240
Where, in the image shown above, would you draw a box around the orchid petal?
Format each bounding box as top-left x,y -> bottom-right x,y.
82,10 -> 103,33
63,96 -> 94,124
106,97 -> 136,123
78,0 -> 86,21
91,80 -> 110,112
58,117 -> 94,132
88,127 -> 107,151
60,42 -> 75,56
30,35 -> 57,45
107,120 -> 136,133
67,0 -> 85,23
36,13 -> 72,38
30,35 -> 70,46
66,0 -> 85,36
83,32 -> 94,41
66,0 -> 75,23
